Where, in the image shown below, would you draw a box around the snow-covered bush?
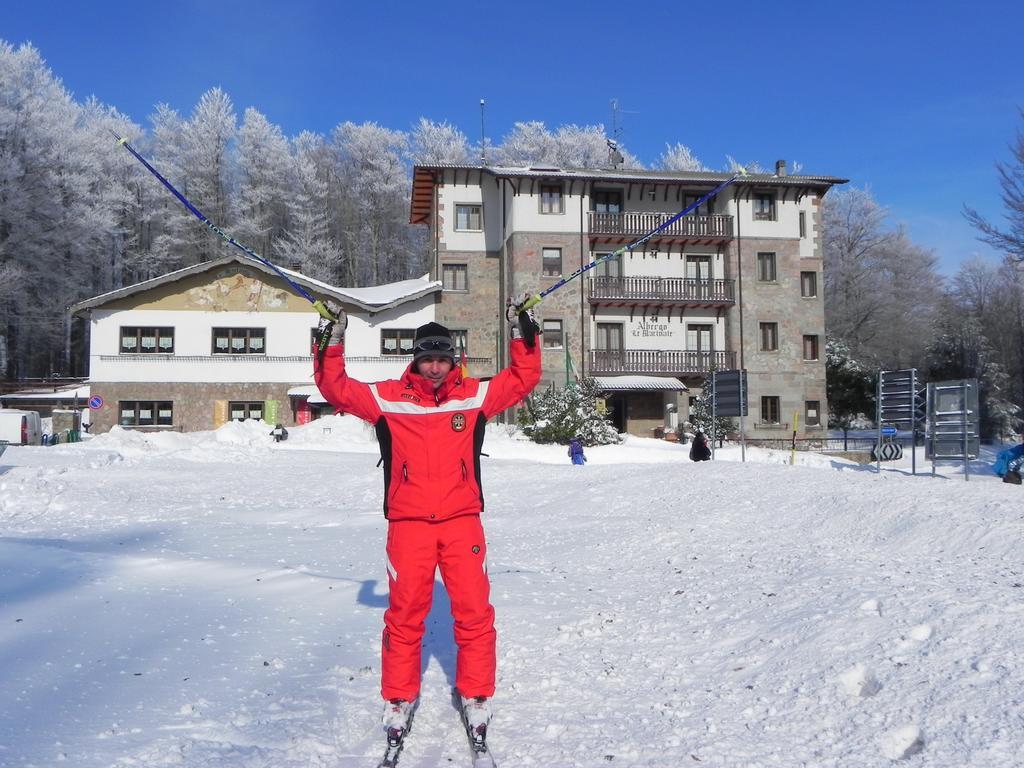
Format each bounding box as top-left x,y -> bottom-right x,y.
517,378 -> 621,446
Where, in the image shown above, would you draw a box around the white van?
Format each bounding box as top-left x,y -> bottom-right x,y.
0,409 -> 43,446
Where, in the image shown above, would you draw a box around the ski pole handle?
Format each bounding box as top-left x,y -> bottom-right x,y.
312,300 -> 339,321
516,293 -> 543,312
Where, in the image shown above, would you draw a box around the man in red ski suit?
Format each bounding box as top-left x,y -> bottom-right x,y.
313,296 -> 541,737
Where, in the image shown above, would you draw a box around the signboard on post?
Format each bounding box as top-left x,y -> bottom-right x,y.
711,369 -> 747,417
711,369 -> 748,462
877,369 -> 924,474
926,379 -> 980,481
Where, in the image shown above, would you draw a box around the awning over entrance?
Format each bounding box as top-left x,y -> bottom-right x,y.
287,385 -> 328,405
593,376 -> 689,392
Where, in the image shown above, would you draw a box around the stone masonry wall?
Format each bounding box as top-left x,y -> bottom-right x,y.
725,235 -> 827,436
90,382 -> 304,433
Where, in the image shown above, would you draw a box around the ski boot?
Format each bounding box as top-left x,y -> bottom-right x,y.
459,694 -> 496,767
378,698 -> 418,768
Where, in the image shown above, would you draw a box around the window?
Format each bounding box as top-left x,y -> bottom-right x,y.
119,400 -> 173,427
805,400 -> 821,427
686,255 -> 712,280
757,252 -> 777,282
753,193 -> 776,221
759,322 -> 779,352
455,204 -> 482,231
799,210 -> 807,238
761,396 -> 781,424
542,247 -> 562,277
596,323 -> 623,351
540,184 -> 564,214
442,263 -> 468,291
591,190 -> 622,213
212,328 -> 265,355
800,271 -> 818,298
686,324 -> 714,351
543,319 -> 564,349
120,326 -> 174,354
803,334 -> 820,361
450,329 -> 469,356
229,401 -> 265,421
594,252 -> 621,278
381,329 -> 416,355
682,193 -> 713,217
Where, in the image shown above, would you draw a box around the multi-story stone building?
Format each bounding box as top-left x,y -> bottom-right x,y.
410,161 -> 846,438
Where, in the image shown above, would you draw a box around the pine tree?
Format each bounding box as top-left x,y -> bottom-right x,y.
826,336 -> 876,435
517,378 -> 621,446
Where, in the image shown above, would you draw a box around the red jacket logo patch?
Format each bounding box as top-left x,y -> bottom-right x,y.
451,413 -> 467,432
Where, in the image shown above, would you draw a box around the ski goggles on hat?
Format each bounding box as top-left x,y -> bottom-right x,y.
414,338 -> 454,353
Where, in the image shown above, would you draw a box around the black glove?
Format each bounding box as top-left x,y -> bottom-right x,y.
506,292 -> 540,348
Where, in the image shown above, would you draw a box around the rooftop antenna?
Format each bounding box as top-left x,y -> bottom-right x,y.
480,98 -> 487,165
608,98 -> 636,168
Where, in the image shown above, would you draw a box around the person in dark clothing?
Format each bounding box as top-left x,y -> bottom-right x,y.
689,430 -> 712,462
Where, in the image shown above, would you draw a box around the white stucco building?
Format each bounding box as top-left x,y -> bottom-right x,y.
70,255 -> 441,432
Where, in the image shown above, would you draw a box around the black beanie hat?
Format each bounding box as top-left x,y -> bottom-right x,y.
412,322 -> 455,363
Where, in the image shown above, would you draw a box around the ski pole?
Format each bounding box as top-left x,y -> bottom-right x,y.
515,170 -> 747,313
110,130 -> 337,321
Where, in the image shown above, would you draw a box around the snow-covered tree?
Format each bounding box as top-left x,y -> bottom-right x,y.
276,131 -> 340,280
927,298 -> 1020,441
234,108 -> 294,262
180,88 -> 237,264
409,118 -> 473,164
329,121 -> 424,286
655,142 -> 706,172
964,108 -> 1024,261
823,187 -> 943,370
517,378 -> 621,446
826,337 -> 876,436
494,121 -> 642,169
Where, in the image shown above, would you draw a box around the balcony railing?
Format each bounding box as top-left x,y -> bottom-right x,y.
589,212 -> 733,240
589,349 -> 736,376
589,276 -> 735,304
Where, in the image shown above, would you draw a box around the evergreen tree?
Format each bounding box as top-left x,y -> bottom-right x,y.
826,337 -> 876,436
926,309 -> 1020,441
517,378 -> 621,446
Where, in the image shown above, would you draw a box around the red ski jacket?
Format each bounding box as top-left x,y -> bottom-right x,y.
314,339 -> 541,522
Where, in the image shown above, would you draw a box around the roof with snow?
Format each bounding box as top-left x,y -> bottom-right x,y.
1,385 -> 91,401
411,163 -> 848,223
593,376 -> 689,392
69,254 -> 441,315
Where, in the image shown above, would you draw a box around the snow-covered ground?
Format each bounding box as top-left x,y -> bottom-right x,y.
1,417 -> 1021,767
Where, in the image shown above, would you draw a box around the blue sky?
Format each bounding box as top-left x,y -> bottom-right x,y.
5,0 -> 1021,273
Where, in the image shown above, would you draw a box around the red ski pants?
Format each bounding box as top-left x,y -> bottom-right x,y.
381,514 -> 496,702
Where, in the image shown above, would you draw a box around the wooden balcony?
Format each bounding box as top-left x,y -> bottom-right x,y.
589,349 -> 736,377
589,276 -> 735,307
588,212 -> 733,245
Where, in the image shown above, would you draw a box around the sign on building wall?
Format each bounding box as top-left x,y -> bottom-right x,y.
264,399 -> 279,424
214,400 -> 228,429
631,319 -> 675,339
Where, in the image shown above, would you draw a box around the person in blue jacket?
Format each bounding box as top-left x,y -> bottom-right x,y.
568,436 -> 587,465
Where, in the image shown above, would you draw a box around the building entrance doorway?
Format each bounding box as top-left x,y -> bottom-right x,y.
605,394 -> 626,433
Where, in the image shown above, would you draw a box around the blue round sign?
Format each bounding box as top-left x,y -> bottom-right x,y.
88,395 -> 104,410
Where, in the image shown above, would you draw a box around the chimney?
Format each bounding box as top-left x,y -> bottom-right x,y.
775,159 -> 787,177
